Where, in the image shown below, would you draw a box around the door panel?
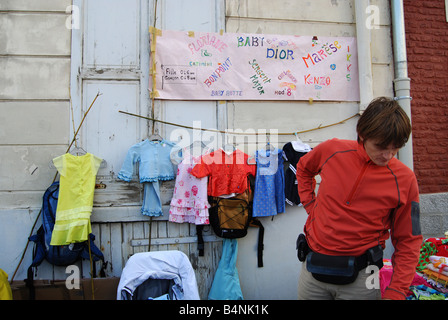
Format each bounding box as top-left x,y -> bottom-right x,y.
82,80 -> 141,176
84,0 -> 141,68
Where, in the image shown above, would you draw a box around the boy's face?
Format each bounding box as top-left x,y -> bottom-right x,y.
361,138 -> 400,166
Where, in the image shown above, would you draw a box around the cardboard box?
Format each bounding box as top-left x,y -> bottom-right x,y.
11,277 -> 120,300
81,277 -> 120,300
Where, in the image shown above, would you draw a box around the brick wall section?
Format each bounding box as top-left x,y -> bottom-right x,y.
403,0 -> 448,194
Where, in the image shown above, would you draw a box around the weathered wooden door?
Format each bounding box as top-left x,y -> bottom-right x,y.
68,0 -> 226,299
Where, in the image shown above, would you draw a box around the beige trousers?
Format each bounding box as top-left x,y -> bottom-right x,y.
298,260 -> 381,300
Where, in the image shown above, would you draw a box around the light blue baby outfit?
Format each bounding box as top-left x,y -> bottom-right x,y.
118,139 -> 176,216
252,148 -> 285,217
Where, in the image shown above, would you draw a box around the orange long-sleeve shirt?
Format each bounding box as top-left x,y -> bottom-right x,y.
296,138 -> 422,300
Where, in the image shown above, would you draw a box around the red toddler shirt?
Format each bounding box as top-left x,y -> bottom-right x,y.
190,149 -> 256,197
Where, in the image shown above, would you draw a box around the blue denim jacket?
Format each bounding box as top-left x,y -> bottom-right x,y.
118,139 -> 176,183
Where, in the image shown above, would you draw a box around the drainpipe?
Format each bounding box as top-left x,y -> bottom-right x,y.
355,0 -> 374,113
391,0 -> 414,170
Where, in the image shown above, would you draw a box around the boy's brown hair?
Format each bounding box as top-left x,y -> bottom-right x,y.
357,97 -> 411,149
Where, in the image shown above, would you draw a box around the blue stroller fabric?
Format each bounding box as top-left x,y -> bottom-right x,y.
208,238 -> 243,300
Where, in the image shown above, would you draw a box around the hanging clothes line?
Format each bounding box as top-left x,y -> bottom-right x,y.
118,110 -> 360,136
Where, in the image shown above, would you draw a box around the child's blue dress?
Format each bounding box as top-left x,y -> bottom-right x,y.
252,148 -> 285,217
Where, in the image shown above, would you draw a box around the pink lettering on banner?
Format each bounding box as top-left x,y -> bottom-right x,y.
203,57 -> 232,87
278,70 -> 297,83
188,33 -> 228,55
302,40 -> 342,68
304,74 -> 331,87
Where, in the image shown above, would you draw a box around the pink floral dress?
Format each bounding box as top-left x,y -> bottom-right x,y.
169,152 -> 210,225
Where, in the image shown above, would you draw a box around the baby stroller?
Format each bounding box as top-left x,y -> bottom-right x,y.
116,250 -> 200,300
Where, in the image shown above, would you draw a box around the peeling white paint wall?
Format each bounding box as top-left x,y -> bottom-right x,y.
0,0 -> 73,285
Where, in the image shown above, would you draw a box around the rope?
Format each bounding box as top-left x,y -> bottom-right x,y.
118,110 -> 360,136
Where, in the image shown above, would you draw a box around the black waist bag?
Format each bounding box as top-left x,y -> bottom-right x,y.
306,252 -> 359,285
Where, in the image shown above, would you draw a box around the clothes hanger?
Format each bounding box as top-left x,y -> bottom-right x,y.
69,145 -> 87,156
247,154 -> 256,165
266,142 -> 275,151
148,133 -> 163,142
247,134 -> 276,164
291,132 -> 311,152
222,142 -> 236,154
247,145 -> 276,165
187,139 -> 207,151
265,134 -> 275,151
68,146 -> 107,167
188,139 -> 214,157
170,140 -> 206,164
170,139 -> 214,165
50,146 -> 107,168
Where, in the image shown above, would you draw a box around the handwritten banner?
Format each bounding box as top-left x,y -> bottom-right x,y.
150,29 -> 359,101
